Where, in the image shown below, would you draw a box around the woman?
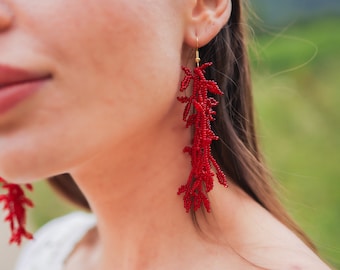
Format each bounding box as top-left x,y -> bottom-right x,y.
0,0 -> 331,269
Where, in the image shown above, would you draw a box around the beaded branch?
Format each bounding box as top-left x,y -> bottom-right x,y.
0,177 -> 33,245
177,62 -> 228,212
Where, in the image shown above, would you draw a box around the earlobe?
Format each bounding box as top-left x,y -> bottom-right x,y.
184,0 -> 232,48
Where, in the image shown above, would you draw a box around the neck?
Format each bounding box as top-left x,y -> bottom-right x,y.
69,117 -> 203,269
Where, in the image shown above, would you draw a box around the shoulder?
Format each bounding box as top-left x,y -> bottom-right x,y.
208,184 -> 331,270
15,211 -> 96,270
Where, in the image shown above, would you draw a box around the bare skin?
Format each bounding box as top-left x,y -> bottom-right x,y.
0,0 -> 331,269
63,178 -> 330,270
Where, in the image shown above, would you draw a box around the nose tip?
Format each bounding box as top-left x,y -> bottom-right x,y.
0,3 -> 13,31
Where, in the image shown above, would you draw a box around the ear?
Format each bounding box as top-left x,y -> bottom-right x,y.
184,0 -> 232,48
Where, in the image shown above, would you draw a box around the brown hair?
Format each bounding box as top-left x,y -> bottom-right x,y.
48,0 -> 315,250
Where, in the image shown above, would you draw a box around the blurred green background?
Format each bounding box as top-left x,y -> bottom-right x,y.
28,1 -> 339,268
250,1 -> 340,267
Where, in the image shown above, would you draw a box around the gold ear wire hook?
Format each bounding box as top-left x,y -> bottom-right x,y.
195,37 -> 201,67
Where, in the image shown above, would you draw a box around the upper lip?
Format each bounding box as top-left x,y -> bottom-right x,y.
0,64 -> 52,88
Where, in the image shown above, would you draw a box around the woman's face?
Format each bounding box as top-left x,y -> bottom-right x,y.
0,0 -> 187,181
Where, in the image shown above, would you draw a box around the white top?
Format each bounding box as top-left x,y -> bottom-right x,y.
15,212 -> 96,270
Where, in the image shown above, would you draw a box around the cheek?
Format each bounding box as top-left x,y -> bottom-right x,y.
56,2 -> 184,134
46,0 -> 183,114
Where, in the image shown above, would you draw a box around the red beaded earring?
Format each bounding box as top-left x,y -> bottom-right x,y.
0,177 -> 33,245
177,37 -> 228,213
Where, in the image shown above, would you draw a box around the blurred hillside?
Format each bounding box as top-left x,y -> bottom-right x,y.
249,4 -> 340,268
251,0 -> 340,24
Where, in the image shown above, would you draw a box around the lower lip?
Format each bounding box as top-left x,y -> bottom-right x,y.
0,78 -> 50,114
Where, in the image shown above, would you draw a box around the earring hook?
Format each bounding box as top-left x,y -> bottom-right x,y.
195,37 -> 200,67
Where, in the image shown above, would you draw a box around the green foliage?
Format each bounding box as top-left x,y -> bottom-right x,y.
251,16 -> 340,268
